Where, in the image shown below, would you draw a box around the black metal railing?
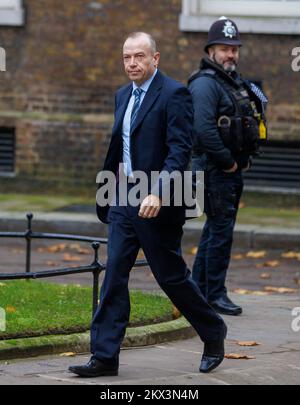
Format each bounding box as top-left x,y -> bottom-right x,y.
0,213 -> 148,316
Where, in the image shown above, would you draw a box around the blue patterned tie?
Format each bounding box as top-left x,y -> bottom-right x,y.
130,88 -> 143,132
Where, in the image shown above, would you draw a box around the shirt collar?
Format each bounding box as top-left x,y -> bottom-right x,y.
132,69 -> 158,94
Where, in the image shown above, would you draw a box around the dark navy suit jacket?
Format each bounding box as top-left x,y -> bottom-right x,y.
96,70 -> 194,224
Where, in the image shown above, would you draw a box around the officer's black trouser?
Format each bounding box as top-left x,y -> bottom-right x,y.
192,156 -> 244,302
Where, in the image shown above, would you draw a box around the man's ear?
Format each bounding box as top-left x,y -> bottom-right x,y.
154,52 -> 160,67
208,46 -> 215,59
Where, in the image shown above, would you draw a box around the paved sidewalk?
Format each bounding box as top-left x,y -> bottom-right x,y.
1,294 -> 299,385
1,211 -> 300,249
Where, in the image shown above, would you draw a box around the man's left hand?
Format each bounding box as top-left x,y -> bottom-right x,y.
139,195 -> 162,219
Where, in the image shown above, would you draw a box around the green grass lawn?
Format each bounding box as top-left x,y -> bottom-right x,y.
0,281 -> 173,341
238,192 -> 300,228
196,191 -> 300,228
198,208 -> 300,228
236,206 -> 300,228
0,191 -> 300,228
0,194 -> 95,213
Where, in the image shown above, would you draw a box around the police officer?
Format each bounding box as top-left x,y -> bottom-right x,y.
188,17 -> 268,316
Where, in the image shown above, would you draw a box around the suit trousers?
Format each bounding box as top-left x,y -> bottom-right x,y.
91,203 -> 226,364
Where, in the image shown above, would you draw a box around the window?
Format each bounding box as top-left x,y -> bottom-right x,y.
0,128 -> 15,175
0,0 -> 24,26
180,0 -> 300,34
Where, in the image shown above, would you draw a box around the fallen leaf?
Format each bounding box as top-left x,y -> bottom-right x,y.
69,244 -> 90,255
11,249 -> 25,254
49,244 -> 68,253
264,286 -> 297,294
63,253 -> 83,262
59,352 -> 76,357
172,306 -> 181,320
281,252 -> 300,260
237,341 -> 260,347
233,288 -> 270,296
76,248 -> 90,255
225,353 -> 255,360
246,251 -> 267,259
256,261 -> 279,269
6,306 -> 17,314
69,244 -> 81,250
189,247 -> 198,256
38,244 -> 68,253
233,288 -> 249,295
253,291 -> 271,296
294,278 -> 300,286
46,261 -> 59,267
232,254 -> 244,260
263,260 -> 280,268
260,273 -> 271,280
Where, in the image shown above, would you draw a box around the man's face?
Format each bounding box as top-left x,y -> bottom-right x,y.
209,44 -> 240,73
123,36 -> 160,86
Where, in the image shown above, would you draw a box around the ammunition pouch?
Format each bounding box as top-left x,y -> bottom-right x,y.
218,115 -> 260,155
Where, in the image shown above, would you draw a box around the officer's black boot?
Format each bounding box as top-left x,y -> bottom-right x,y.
209,295 -> 243,316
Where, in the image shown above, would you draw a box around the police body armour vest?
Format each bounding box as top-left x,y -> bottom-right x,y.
189,58 -> 268,155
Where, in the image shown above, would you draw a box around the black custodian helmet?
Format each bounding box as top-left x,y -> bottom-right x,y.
205,17 -> 242,53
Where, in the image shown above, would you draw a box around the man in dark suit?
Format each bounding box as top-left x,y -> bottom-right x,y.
69,32 -> 227,378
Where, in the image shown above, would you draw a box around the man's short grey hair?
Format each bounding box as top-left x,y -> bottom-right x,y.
125,32 -> 157,54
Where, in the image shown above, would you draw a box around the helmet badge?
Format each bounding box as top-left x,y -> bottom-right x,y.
222,21 -> 237,39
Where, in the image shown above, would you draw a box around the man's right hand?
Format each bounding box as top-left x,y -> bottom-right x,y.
223,162 -> 238,173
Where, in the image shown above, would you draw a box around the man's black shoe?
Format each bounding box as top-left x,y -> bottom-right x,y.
200,339 -> 225,373
69,358 -> 118,378
209,296 -> 243,316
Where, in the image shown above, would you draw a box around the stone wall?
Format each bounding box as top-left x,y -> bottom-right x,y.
0,0 -> 299,189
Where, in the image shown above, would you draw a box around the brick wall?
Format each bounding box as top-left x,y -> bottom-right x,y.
0,0 -> 299,189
